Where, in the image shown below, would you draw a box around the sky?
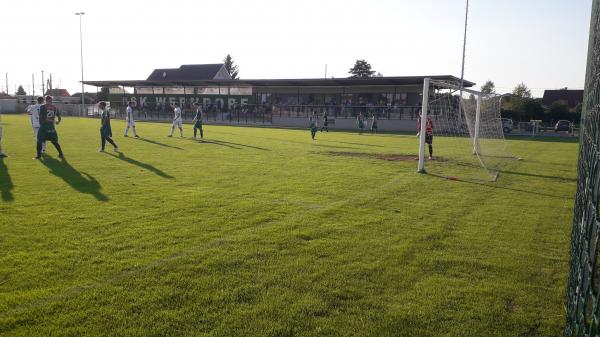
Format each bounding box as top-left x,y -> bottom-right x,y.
0,0 -> 593,97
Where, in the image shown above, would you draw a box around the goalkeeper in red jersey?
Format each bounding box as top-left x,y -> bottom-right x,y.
417,110 -> 433,160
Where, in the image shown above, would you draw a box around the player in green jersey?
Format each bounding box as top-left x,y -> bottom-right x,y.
35,96 -> 64,159
98,101 -> 119,152
192,103 -> 204,139
309,111 -> 318,140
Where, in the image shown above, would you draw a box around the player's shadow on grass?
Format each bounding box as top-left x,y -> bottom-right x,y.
198,139 -> 270,151
41,156 -> 108,201
197,140 -> 241,149
107,152 -> 174,179
313,143 -> 360,150
0,158 -> 14,201
136,137 -> 184,150
329,141 -> 385,148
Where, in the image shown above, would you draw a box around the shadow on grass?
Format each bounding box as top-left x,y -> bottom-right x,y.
200,139 -> 270,151
197,140 -> 241,150
313,143 -> 360,150
40,156 -> 108,201
136,137 -> 184,150
427,172 -> 571,200
106,152 -> 174,179
329,140 -> 385,148
506,135 -> 579,143
502,169 -> 577,182
0,158 -> 14,201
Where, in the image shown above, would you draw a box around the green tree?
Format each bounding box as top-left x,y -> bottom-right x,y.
548,100 -> 569,120
480,80 -> 496,94
16,85 -> 26,95
512,82 -> 532,98
523,98 -> 544,119
348,59 -> 375,78
223,54 -> 239,79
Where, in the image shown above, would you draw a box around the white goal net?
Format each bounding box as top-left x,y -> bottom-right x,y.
417,78 -> 513,181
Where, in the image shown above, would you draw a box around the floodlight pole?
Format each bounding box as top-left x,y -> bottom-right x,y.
418,78 -> 430,173
458,0 -> 469,115
75,12 -> 85,115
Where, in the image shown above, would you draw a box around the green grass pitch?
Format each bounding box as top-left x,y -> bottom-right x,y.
0,114 -> 577,336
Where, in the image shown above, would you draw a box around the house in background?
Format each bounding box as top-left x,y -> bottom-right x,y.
45,88 -> 71,97
542,89 -> 583,112
146,64 -> 232,81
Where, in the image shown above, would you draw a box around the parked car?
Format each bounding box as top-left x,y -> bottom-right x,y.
500,118 -> 513,133
555,120 -> 571,132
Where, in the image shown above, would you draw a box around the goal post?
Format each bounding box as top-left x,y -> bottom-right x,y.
417,78 -> 430,173
417,78 -> 512,181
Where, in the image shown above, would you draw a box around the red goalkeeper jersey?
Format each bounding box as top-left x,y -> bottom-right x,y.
417,116 -> 433,135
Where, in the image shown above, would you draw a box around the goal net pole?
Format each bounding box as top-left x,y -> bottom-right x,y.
418,78 -> 430,173
472,94 -> 481,155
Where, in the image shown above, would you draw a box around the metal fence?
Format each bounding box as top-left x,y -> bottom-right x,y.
564,1 -> 600,336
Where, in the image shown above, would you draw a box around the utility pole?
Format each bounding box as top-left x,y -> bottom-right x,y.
42,70 -> 45,96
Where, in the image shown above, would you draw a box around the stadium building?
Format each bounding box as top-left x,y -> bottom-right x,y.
83,64 -> 474,131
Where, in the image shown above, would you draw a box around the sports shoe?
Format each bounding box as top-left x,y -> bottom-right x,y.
98,149 -> 105,152
33,155 -> 41,160
58,154 -> 65,159
114,147 -> 120,153
0,153 -> 7,158
167,135 -> 173,137
124,134 -> 129,137
134,135 -> 140,138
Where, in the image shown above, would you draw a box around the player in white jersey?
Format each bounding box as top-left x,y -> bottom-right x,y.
124,101 -> 139,137
25,97 -> 46,153
0,112 -> 6,157
168,103 -> 184,137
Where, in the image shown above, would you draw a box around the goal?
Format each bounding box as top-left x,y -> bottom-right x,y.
417,78 -> 512,181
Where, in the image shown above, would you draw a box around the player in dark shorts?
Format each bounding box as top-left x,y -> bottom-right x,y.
98,101 -> 119,152
35,96 -> 64,159
309,111 -> 318,140
320,111 -> 329,132
417,110 -> 434,160
192,103 -> 204,139
371,113 -> 378,134
357,112 -> 365,134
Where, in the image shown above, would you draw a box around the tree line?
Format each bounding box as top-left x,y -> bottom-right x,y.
481,80 -> 581,123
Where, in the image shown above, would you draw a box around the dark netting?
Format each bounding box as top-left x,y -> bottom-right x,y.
565,1 -> 600,336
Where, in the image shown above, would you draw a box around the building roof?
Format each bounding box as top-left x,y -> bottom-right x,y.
82,75 -> 475,89
45,89 -> 71,97
542,89 -> 583,108
147,64 -> 230,81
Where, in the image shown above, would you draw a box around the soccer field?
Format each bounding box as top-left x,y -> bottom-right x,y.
0,114 -> 577,336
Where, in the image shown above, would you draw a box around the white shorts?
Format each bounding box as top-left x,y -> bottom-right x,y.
126,120 -> 136,127
172,120 -> 182,128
